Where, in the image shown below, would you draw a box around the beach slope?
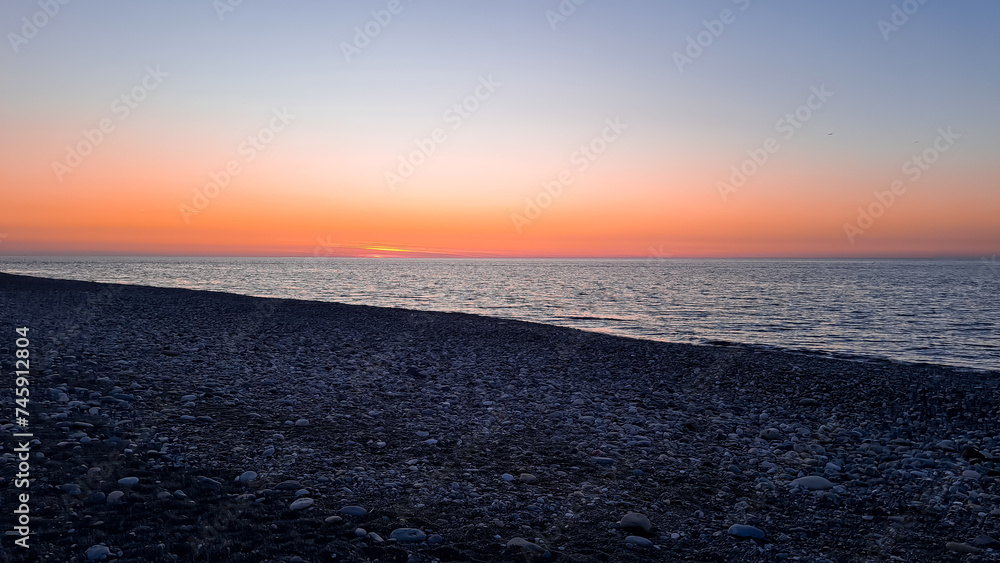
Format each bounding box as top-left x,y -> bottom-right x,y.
1,272 -> 998,562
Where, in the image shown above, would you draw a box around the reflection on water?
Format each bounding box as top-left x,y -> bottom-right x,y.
1,257 -> 998,371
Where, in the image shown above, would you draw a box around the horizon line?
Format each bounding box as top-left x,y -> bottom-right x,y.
1,252 -> 997,260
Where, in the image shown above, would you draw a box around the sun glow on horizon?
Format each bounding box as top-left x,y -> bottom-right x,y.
1,2 -> 997,258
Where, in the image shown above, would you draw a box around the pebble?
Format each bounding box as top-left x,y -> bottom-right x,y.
275,480 -> 302,490
507,537 -> 547,554
519,473 -> 538,484
427,534 -> 444,545
501,473 -> 515,481
937,439 -> 959,452
625,535 -> 653,548
117,477 -> 139,487
294,418 -> 310,426
237,471 -> 258,483
390,528 -> 427,542
728,524 -> 765,540
619,512 -> 653,535
106,491 -> 125,506
325,516 -> 343,524
60,483 -> 83,495
86,545 -> 111,561
289,498 -> 314,511
945,542 -> 982,554
759,428 -> 783,441
355,528 -> 367,537
195,476 -> 222,490
973,535 -> 1000,549
341,505 -> 368,517
790,476 -> 835,490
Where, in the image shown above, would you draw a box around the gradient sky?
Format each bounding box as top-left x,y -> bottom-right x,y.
1,0 -> 998,257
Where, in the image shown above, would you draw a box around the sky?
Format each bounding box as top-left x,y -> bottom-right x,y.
1,0 -> 998,258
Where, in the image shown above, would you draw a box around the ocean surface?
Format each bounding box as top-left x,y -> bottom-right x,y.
2,257 -> 998,372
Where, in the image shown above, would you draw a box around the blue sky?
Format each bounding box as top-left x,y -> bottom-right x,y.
2,0 -> 998,256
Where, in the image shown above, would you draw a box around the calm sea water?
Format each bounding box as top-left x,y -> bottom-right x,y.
2,257 -> 998,372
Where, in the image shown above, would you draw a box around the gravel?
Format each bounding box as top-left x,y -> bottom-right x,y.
2,272 -> 1000,562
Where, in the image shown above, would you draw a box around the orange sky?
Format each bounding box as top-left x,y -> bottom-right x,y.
1,2 -> 998,258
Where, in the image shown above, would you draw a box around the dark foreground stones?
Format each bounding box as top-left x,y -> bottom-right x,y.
1,272 -> 1000,562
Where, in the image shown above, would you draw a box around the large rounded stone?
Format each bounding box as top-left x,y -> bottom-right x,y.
389,528 -> 426,543
728,524 -> 765,540
86,545 -> 111,561
289,498 -> 314,511
790,476 -> 834,490
340,505 -> 368,517
106,491 -> 125,506
625,535 -> 653,548
759,428 -> 782,441
618,512 -> 653,534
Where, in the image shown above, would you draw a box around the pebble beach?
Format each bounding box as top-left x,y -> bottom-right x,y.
2,272 -> 999,562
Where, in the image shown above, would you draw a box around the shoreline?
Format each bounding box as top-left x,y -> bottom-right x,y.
1,270 -> 993,376
2,272 -> 999,561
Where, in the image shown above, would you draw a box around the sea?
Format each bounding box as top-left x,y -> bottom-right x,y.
1,257 -> 998,372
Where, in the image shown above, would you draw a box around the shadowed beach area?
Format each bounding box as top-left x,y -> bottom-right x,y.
1,272 -> 999,562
